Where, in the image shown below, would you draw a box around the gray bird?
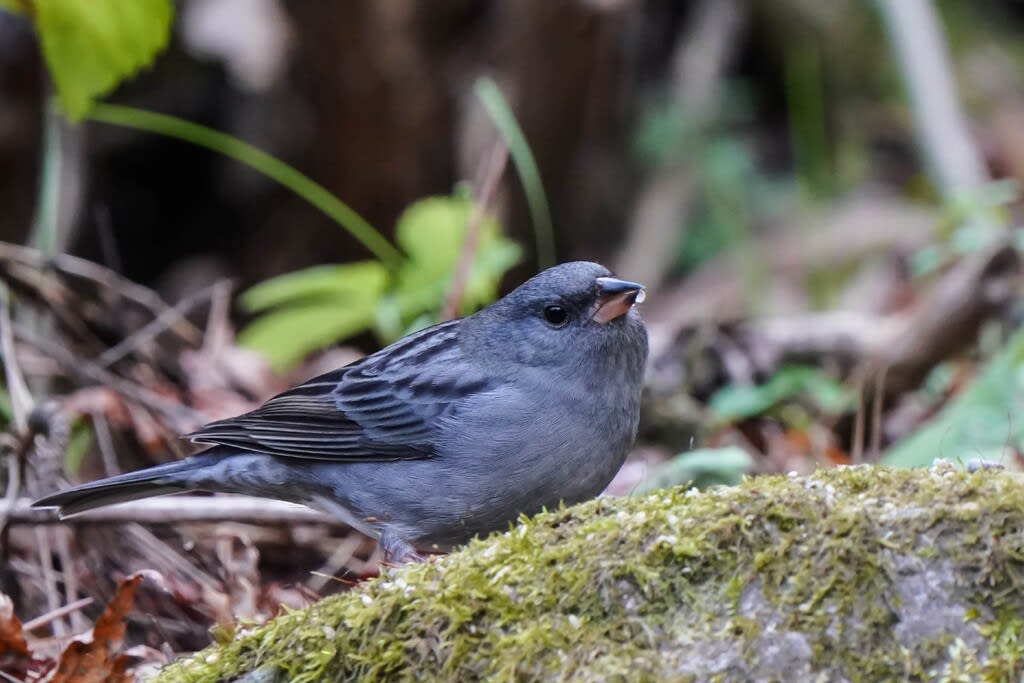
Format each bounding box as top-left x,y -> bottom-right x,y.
34,261 -> 648,562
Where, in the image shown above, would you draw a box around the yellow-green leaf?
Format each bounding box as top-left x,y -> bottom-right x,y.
393,195 -> 521,319
34,0 -> 173,121
238,302 -> 378,372
241,261 -> 388,313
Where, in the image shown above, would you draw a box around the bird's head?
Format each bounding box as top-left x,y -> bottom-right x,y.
465,261 -> 648,371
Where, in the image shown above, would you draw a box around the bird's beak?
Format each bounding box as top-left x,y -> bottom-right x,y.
592,277 -> 646,324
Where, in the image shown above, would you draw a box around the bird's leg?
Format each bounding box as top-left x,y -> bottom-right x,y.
379,527 -> 427,564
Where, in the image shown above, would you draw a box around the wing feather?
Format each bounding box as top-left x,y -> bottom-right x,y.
188,321 -> 494,461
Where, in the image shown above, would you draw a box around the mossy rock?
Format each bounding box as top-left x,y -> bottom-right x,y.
156,464 -> 1024,682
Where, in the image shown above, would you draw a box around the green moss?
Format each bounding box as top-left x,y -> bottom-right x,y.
156,464 -> 1024,682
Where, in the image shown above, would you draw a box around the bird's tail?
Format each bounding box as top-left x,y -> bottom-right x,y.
32,456 -> 215,517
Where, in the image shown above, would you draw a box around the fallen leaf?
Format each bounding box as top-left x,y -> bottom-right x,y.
48,570 -> 158,683
0,593 -> 32,677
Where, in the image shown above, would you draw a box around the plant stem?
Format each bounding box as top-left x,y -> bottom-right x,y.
87,103 -> 403,267
474,77 -> 556,269
29,99 -> 62,255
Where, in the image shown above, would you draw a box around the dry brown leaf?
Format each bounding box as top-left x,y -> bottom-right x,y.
0,593 -> 32,677
61,387 -> 132,427
47,570 -> 158,683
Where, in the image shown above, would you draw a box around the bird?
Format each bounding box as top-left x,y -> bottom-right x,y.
34,261 -> 648,562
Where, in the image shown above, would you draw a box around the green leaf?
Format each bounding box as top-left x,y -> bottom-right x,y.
393,195 -> 520,321
238,263 -> 389,370
396,196 -> 469,278
241,261 -> 389,313
709,365 -> 855,421
883,325 -> 1024,467
631,447 -> 754,495
238,195 -> 518,367
34,0 -> 174,121
238,301 -> 380,372
64,420 -> 94,474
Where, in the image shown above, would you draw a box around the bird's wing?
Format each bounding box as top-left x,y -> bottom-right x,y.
188,321 -> 494,461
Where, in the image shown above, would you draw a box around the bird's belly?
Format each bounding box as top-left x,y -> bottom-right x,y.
297,388 -> 637,551
300,423 -> 630,551
420,404 -> 633,546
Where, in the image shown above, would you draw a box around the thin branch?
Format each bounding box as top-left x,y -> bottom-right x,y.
870,365 -> 889,460
0,285 -> 33,430
91,410 -> 119,478
7,496 -> 341,526
32,527 -> 63,636
21,596 -> 93,632
615,0 -> 747,290
441,142 -> 509,321
875,0 -> 990,197
13,324 -> 204,432
95,280 -> 224,367
0,240 -> 203,345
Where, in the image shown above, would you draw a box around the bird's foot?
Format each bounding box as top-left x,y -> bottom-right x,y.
379,527 -> 427,565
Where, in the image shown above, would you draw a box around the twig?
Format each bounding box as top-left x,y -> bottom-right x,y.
1,437 -> 19,531
95,280 -> 223,367
202,280 -> 234,356
474,78 -> 555,269
615,0 -> 747,290
306,533 -> 369,594
13,324 -> 204,432
441,142 -> 509,321
748,242 -> 1018,395
6,496 -> 341,525
645,194 -> 939,358
649,241 -> 1021,431
124,525 -> 221,598
91,410 -> 119,478
0,286 -> 67,635
0,284 -> 33,430
851,367 -> 867,465
21,596 -> 94,632
0,241 -> 203,344
32,527 -> 63,636
54,526 -> 85,632
870,365 -> 889,460
875,0 -> 989,197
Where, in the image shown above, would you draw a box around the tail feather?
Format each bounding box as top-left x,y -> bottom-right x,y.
33,458 -> 205,517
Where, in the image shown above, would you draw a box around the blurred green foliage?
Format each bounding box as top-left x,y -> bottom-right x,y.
631,447 -> 754,495
2,3 -> 529,373
883,325 -> 1024,467
633,83 -> 793,275
709,364 -> 856,423
239,194 -> 521,370
911,180 -> 1021,276
1,0 -> 173,121
63,419 -> 94,473
0,383 -> 11,423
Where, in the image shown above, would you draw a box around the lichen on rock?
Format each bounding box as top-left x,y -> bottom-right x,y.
156,463 -> 1024,682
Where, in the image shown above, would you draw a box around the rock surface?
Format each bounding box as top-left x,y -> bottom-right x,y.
156,463 -> 1024,682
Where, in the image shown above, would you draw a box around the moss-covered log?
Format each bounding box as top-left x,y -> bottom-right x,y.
156,464 -> 1024,682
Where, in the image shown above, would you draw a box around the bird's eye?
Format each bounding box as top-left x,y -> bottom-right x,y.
542,305 -> 569,327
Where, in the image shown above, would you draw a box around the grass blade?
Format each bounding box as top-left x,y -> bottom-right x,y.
474,77 -> 556,268
87,103 -> 403,267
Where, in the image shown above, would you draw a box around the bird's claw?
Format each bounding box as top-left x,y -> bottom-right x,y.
380,527 -> 427,564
